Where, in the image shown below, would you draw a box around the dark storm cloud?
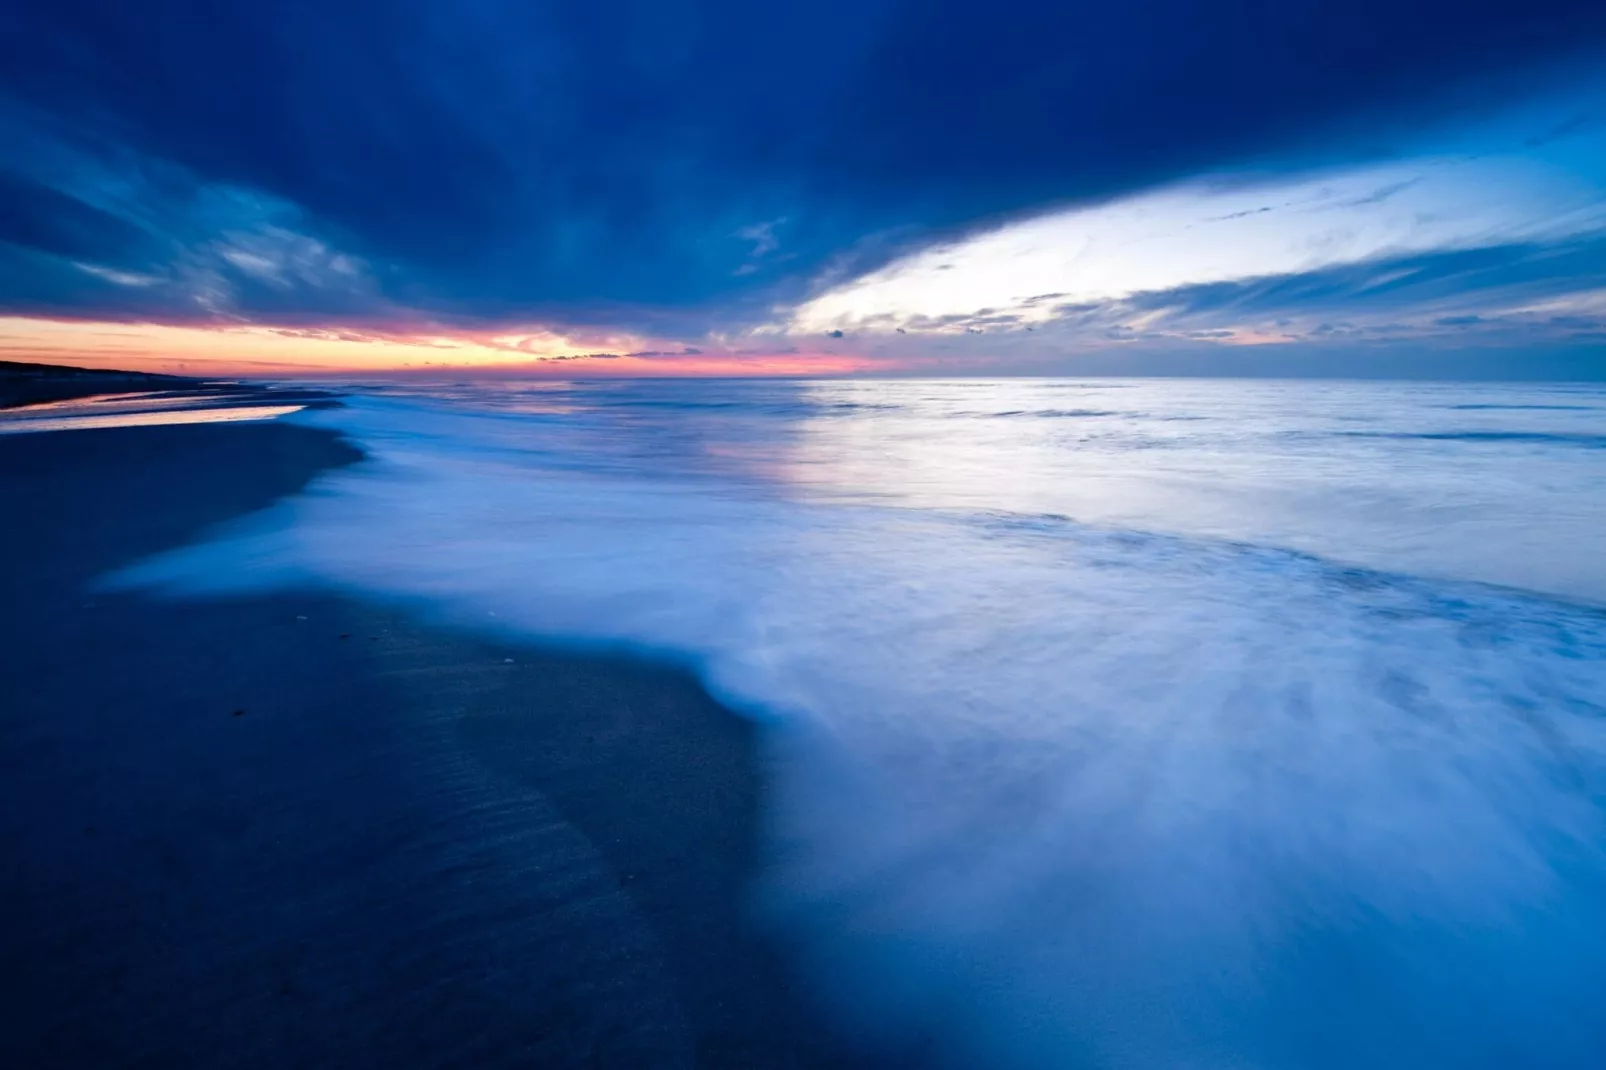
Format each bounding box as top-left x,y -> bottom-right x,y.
3,0 -> 1606,325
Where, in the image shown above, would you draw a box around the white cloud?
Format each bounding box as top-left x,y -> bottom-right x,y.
734,217 -> 786,275
73,262 -> 162,287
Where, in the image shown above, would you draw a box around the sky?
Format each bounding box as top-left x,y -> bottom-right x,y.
2,0 -> 1606,377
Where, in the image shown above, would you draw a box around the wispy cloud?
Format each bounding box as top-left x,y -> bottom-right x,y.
0,100 -> 384,321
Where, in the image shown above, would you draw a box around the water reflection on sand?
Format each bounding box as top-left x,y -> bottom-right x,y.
0,390 -> 312,434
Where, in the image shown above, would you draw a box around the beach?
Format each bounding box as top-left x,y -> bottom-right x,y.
0,419 -> 864,1068
6,377 -> 1606,1070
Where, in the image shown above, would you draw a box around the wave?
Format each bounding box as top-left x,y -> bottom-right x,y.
1336,430 -> 1606,447
966,408 -> 1121,418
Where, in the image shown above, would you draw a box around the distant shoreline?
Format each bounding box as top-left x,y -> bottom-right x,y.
0,358 -> 218,409
0,360 -> 349,431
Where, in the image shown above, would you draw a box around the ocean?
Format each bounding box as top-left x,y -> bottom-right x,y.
119,378 -> 1606,1069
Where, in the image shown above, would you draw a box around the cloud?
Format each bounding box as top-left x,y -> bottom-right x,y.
733,218 -> 786,275
735,76 -> 1606,375
708,232 -> 1606,380
0,103 -> 383,321
0,170 -> 152,261
73,263 -> 163,288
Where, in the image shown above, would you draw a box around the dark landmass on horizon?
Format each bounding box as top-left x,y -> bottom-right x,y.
0,358 -> 207,408
0,419 -> 883,1068
0,359 -> 350,415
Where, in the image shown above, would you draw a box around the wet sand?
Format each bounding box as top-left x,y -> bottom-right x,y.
0,420 -> 864,1068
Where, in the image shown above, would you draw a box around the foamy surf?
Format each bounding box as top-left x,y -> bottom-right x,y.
112,379 -> 1606,1069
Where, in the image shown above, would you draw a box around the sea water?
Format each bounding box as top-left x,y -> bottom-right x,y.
118,378 -> 1606,1069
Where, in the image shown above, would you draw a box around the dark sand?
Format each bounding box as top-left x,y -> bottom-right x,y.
0,421 -> 867,1068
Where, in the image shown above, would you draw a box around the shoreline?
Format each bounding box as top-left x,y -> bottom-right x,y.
0,359 -> 341,420
0,420 -> 865,1068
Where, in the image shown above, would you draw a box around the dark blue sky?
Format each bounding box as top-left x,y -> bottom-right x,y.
2,0 -> 1605,373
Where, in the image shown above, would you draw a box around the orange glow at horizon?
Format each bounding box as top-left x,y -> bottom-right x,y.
0,316 -> 874,378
